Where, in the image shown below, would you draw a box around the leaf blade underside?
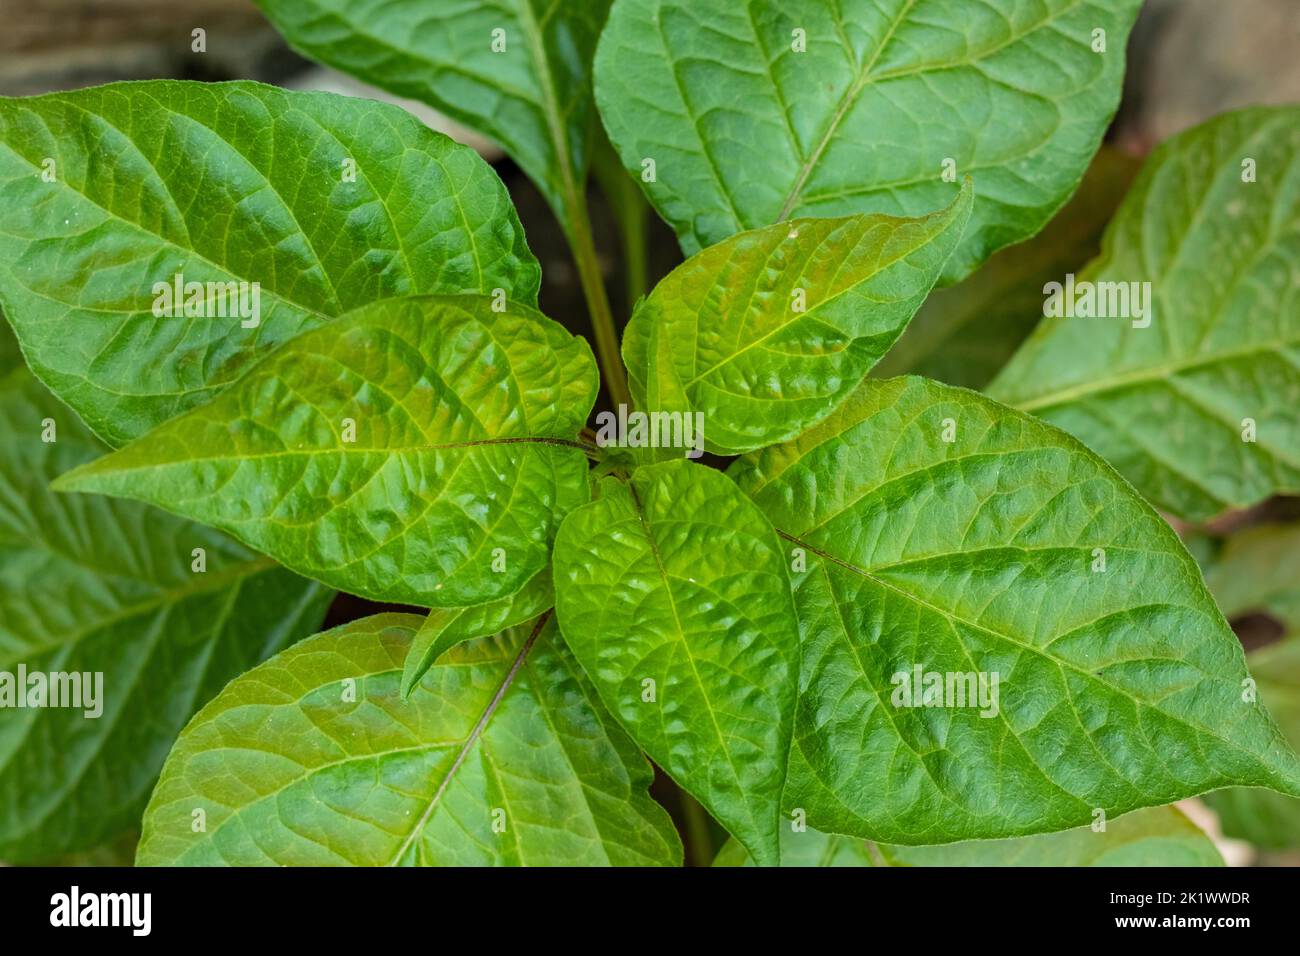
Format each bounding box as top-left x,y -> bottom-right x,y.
0,367 -> 330,862
990,107 -> 1300,521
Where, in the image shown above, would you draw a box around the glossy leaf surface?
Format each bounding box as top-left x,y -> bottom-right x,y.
401,568 -> 554,698
622,184 -> 971,454
553,460 -> 800,865
0,80 -> 538,446
731,375 -> 1300,844
595,0 -> 1141,282
53,296 -> 597,609
256,0 -> 612,233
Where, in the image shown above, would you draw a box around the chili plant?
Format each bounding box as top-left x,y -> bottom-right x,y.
1,0 -> 1298,867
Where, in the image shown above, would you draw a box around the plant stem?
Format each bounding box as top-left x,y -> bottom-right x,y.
565,194 -> 631,409
619,194 -> 649,317
592,148 -> 651,316
679,789 -> 715,867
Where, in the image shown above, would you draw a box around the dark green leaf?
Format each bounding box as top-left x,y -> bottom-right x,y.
1205,636 -> 1300,850
255,0 -> 612,234
0,80 -> 538,446
0,367 -> 330,862
1199,524 -> 1300,848
622,183 -> 971,454
595,0 -> 1141,283
136,614 -> 682,866
990,107 -> 1300,521
52,295 -> 598,609
552,460 -> 800,865
730,375 -> 1300,844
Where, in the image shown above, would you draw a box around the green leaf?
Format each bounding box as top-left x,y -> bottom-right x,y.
990,107 -> 1300,521
729,375 -> 1300,845
713,806 -> 1224,866
1198,524 -> 1300,850
874,147 -> 1141,388
1205,636 -> 1300,850
53,295 -> 597,609
621,182 -> 972,455
595,0 -> 1141,283
136,614 -> 682,866
401,568 -> 554,698
255,0 -> 612,235
552,459 -> 800,866
0,80 -> 539,447
0,367 -> 331,862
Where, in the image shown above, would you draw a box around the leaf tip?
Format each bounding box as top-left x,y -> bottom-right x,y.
49,463 -> 97,494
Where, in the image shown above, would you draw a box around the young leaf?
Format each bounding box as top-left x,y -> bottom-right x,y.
874,147 -> 1141,388
53,295 -> 598,609
255,0 -> 612,235
0,367 -> 331,863
401,567 -> 554,699
0,80 -> 539,447
595,0 -> 1141,283
621,183 -> 972,454
552,460 -> 800,866
990,107 -> 1300,521
713,806 -> 1224,867
136,614 -> 683,866
730,375 -> 1300,845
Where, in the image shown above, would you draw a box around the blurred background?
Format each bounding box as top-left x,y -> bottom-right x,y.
3,0 -> 1299,866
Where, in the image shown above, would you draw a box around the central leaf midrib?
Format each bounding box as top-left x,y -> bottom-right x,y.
1009,336 -> 1300,411
67,436 -> 590,480
518,0 -> 582,223
386,614 -> 550,865
773,0 -> 917,223
624,481 -> 759,833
